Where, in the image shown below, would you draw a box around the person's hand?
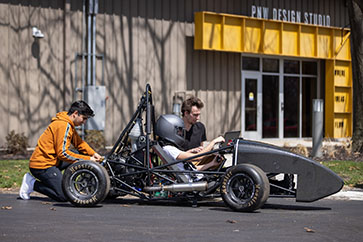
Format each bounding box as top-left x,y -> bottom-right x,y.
91,153 -> 103,162
213,136 -> 225,144
187,146 -> 203,153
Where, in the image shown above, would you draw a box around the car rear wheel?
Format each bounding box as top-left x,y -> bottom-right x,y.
221,164 -> 270,212
62,160 -> 110,206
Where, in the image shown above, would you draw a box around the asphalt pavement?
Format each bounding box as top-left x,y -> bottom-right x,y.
1,191 -> 362,242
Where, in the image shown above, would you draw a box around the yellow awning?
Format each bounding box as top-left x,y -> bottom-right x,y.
194,11 -> 351,61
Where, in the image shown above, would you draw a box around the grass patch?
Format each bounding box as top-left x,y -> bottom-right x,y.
322,161 -> 363,188
0,160 -> 28,188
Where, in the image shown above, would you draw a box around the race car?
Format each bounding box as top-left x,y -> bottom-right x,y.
62,84 -> 343,212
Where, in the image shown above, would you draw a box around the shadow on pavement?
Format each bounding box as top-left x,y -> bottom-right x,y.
30,195 -> 330,212
17,196 -> 52,202
100,196 -> 228,209
262,203 -> 331,211
53,203 -> 104,208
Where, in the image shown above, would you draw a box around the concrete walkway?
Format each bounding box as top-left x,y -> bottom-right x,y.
327,187 -> 363,201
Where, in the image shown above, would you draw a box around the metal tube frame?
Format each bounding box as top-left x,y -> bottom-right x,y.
102,84 -> 298,201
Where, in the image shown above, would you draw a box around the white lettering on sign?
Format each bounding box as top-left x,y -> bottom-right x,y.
252,5 -> 331,27
252,5 -> 269,19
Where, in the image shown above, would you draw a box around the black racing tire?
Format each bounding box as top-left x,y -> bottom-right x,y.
221,164 -> 270,212
62,160 -> 110,207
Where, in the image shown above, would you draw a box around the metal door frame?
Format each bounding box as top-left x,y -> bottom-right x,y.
241,71 -> 262,140
241,55 -> 321,140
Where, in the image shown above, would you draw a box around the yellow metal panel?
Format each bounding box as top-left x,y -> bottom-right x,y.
203,14 -> 222,50
334,60 -> 351,87
318,28 -> 333,58
224,16 -> 243,51
335,31 -> 351,60
282,23 -> 298,56
244,19 -> 261,53
325,60 -> 353,138
334,88 -> 351,113
194,12 -> 350,61
300,26 -> 316,57
334,114 -> 351,138
263,21 -> 281,54
194,12 -> 204,50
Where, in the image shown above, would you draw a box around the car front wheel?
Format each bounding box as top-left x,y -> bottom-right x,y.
221,164 -> 270,212
62,160 -> 110,206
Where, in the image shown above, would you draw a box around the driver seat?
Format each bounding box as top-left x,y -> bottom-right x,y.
152,143 -> 190,183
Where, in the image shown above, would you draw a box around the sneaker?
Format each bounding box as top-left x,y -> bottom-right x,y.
19,173 -> 35,200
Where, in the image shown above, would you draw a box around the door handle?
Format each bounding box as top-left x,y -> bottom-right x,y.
281,102 -> 284,111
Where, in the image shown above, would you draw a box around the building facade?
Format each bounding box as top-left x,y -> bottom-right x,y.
0,0 -> 351,148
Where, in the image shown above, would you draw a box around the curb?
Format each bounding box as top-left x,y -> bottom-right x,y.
326,187 -> 363,201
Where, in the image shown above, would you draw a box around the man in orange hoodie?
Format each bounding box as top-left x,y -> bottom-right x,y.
19,100 -> 102,201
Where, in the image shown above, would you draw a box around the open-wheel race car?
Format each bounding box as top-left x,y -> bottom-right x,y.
62,84 -> 344,212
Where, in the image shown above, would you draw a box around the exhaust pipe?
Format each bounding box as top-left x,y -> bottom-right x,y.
143,181 -> 208,193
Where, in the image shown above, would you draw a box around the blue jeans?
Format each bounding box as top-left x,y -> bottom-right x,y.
30,161 -> 71,202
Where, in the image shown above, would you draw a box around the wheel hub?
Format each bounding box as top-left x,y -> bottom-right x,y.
70,169 -> 99,197
238,185 -> 245,193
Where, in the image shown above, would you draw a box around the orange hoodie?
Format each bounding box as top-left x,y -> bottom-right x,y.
29,111 -> 96,169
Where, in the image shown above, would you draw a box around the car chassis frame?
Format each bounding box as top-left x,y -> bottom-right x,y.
62,84 -> 343,212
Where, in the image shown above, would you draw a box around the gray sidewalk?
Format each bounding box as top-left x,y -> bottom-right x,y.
327,186 -> 363,201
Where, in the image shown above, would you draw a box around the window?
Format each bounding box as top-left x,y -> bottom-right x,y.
302,77 -> 317,137
262,75 -> 279,138
284,77 -> 299,138
263,58 -> 279,73
302,61 -> 317,75
284,60 -> 299,74
242,57 -> 259,71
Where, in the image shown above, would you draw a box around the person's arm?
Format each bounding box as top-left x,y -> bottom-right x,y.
177,136 -> 225,161
195,156 -> 220,171
54,123 -> 96,163
198,136 -> 224,154
72,130 -> 103,162
72,130 -> 96,155
186,146 -> 203,153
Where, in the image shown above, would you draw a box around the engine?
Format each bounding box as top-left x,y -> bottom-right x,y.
106,150 -> 146,191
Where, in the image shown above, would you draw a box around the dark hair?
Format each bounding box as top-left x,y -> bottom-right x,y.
181,96 -> 204,117
67,100 -> 95,117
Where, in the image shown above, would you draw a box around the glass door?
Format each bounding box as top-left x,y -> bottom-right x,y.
284,76 -> 299,137
302,77 -> 317,137
242,72 -> 262,139
262,75 -> 279,138
241,57 -> 319,140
